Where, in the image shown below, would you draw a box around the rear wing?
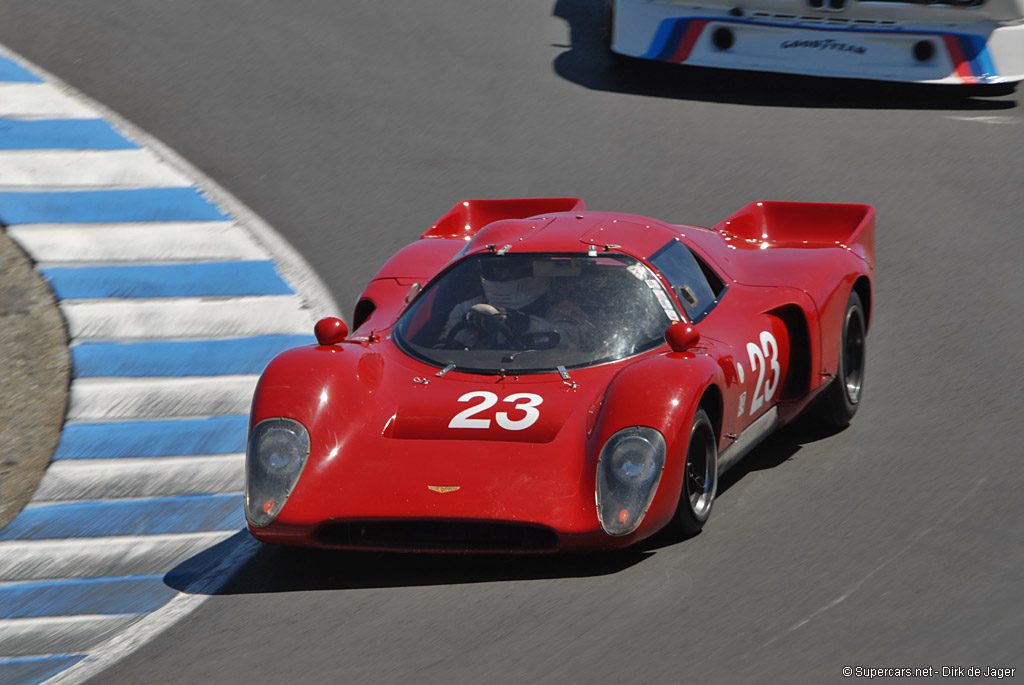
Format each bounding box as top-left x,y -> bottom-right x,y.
714,201 -> 876,267
422,197 -> 586,240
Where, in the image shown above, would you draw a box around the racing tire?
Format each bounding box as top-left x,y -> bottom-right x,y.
605,0 -> 628,67
669,408 -> 718,539
813,290 -> 866,429
605,0 -> 615,52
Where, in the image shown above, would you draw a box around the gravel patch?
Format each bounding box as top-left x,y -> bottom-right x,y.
0,227 -> 70,530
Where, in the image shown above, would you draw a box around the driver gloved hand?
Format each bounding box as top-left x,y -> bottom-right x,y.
465,303 -> 501,327
504,308 -> 530,338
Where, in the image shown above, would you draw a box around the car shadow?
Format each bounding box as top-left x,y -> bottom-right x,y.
552,0 -> 1018,110
637,414 -> 843,551
165,532 -> 653,595
717,412 -> 843,496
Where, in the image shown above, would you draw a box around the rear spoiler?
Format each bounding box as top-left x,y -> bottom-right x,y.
714,201 -> 876,267
422,198 -> 586,240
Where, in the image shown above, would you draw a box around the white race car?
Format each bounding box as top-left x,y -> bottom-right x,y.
609,0 -> 1024,84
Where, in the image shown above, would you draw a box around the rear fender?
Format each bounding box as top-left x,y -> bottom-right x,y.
766,295 -> 818,401
351,277 -> 419,336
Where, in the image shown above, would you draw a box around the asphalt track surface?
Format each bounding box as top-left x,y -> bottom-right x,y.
0,1 -> 1022,683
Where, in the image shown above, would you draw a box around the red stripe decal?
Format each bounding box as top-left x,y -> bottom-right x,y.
942,36 -> 977,85
670,20 -> 709,63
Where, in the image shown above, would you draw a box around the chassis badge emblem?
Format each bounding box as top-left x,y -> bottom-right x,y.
428,485 -> 460,493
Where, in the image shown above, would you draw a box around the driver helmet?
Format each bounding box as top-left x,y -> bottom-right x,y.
480,257 -> 549,310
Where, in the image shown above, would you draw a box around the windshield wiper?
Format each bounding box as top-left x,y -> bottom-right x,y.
500,349 -> 539,363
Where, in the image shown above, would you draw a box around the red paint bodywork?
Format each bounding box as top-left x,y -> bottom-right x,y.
247,199 -> 875,552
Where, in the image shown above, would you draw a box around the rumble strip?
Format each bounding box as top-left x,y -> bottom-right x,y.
0,47 -> 336,684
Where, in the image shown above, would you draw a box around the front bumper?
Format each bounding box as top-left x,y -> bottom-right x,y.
245,427 -> 683,554
612,0 -> 1024,84
248,518 -> 640,553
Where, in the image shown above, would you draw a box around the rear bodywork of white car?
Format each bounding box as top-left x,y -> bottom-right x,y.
610,0 -> 1024,84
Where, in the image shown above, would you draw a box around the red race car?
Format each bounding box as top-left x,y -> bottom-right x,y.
246,198 -> 874,552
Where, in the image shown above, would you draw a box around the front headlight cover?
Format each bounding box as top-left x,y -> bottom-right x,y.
245,417 -> 311,527
596,426 -> 666,536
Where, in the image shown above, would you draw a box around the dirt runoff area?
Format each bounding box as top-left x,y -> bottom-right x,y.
0,227 -> 70,531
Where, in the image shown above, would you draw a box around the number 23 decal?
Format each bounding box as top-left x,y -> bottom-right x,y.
449,391 -> 543,431
746,331 -> 780,415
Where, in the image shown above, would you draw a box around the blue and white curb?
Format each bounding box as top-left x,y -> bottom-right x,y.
0,47 -> 337,684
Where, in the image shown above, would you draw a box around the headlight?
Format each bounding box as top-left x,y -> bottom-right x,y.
596,426 -> 666,535
245,417 -> 311,527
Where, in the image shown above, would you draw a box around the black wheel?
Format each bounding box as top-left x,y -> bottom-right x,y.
669,408 -> 718,539
814,290 -> 866,429
605,0 -> 615,53
605,0 -> 629,66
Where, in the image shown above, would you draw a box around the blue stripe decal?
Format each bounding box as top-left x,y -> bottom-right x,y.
54,416 -> 249,460
644,19 -> 692,60
0,656 -> 87,685
0,575 -> 173,619
41,260 -> 294,299
0,55 -> 42,83
0,188 -> 229,224
958,35 -> 998,83
0,494 -> 244,541
72,335 -> 311,377
0,118 -> 138,150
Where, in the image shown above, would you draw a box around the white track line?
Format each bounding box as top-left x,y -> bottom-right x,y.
0,615 -> 143,659
946,115 -> 1022,125
44,534 -> 264,685
30,456 -> 244,503
8,223 -> 268,263
0,150 -> 192,189
0,83 -> 96,118
67,376 -> 259,421
0,533 -> 240,583
61,296 -> 316,340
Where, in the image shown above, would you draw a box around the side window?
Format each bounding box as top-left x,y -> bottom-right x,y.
648,240 -> 726,323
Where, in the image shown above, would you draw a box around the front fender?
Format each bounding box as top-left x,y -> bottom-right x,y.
590,351 -> 722,537
249,343 -> 389,477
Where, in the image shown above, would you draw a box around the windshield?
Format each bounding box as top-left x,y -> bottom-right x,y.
393,252 -> 679,374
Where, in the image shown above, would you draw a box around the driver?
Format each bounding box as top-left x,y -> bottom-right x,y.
439,256 -> 594,350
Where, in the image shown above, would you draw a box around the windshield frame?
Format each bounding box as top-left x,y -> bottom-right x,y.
392,250 -> 683,375
648,238 -> 728,324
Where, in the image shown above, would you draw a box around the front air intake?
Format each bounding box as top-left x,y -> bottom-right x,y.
316,520 -> 559,551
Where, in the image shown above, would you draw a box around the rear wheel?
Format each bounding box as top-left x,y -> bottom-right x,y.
669,408 -> 718,539
605,0 -> 630,67
605,0 -> 615,54
814,290 -> 866,428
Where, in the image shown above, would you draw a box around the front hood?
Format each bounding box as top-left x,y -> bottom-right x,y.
252,340 -> 609,445
250,341 -> 618,531
387,372 -> 581,443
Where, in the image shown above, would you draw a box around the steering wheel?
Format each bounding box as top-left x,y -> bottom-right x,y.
442,304 -> 523,350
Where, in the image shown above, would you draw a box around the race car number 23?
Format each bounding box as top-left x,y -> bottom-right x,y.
747,331 -> 780,415
449,391 -> 543,431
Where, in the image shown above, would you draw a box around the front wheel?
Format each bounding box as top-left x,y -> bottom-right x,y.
668,408 -> 718,539
814,290 -> 866,429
